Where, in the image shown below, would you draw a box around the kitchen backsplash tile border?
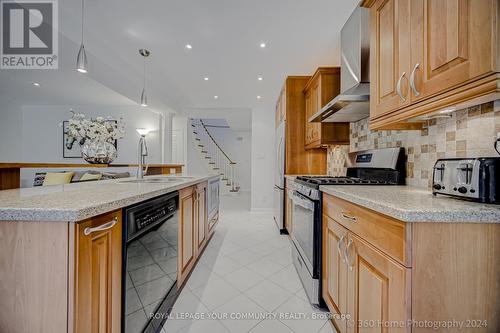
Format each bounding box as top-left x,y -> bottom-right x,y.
327,100 -> 500,188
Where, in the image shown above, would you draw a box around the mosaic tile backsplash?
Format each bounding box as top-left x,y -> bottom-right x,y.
327,101 -> 500,188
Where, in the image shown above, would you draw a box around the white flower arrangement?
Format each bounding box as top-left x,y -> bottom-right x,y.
64,110 -> 125,150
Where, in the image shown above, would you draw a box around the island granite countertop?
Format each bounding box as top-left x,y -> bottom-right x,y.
320,185 -> 500,223
0,175 -> 218,222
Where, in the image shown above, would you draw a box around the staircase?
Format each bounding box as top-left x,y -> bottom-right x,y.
190,119 -> 240,193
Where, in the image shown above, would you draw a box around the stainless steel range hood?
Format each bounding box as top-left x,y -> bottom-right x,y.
310,7 -> 370,123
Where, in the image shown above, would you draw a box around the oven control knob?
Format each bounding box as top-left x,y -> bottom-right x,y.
433,184 -> 442,190
458,186 -> 468,194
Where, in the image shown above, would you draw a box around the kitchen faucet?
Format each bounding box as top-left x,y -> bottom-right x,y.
136,129 -> 150,179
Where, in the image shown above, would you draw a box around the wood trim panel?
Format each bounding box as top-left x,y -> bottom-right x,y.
412,223 -> 500,333
323,194 -> 411,267
0,221 -> 69,333
178,186 -> 196,286
73,210 -> 122,333
370,74 -> 500,129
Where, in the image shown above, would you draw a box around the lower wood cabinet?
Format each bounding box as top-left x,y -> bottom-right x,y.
323,215 -> 410,333
73,210 -> 122,333
196,181 -> 208,254
178,186 -> 196,286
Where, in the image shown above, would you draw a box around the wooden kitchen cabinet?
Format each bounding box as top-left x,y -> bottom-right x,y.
363,0 -> 500,129
73,210 -> 122,333
277,76 -> 329,175
303,68 -> 350,149
323,216 -> 349,333
178,186 -> 196,286
346,234 -> 410,333
196,181 -> 208,253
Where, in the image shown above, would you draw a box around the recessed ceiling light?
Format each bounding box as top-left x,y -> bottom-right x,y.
258,76 -> 263,81
204,77 -> 209,81
31,82 -> 40,87
185,44 -> 192,49
214,95 -> 219,99
257,95 -> 262,99
260,42 -> 266,48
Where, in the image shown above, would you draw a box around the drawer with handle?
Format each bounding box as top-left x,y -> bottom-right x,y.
323,194 -> 410,267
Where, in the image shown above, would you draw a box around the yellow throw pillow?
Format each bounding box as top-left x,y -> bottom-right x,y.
79,173 -> 102,182
43,172 -> 75,186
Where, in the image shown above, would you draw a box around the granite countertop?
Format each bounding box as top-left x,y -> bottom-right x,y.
0,175 -> 218,222
320,185 -> 500,223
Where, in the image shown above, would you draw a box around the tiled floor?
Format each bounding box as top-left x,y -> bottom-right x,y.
161,192 -> 336,333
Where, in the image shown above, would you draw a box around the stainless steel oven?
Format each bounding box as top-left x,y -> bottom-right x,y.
289,186 -> 322,306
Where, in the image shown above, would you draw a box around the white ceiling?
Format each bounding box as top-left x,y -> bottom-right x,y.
1,0 -> 359,124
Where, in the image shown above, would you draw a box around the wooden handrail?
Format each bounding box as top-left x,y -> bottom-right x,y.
198,120 -> 236,164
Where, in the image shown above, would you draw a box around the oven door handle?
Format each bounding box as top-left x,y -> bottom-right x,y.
291,191 -> 315,211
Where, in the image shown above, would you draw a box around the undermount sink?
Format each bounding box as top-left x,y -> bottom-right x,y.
119,178 -> 183,184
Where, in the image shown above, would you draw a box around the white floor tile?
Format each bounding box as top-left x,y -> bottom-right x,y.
243,280 -> 293,312
176,318 -> 230,333
246,257 -> 286,277
192,277 -> 241,310
227,248 -> 265,266
249,319 -> 294,333
208,255 -> 242,276
162,290 -> 208,333
184,263 -> 221,291
318,320 -> 338,333
214,294 -> 266,333
222,266 -> 265,292
268,265 -> 303,293
275,295 -> 328,333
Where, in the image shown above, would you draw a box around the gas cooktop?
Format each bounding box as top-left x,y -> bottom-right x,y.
295,176 -> 395,188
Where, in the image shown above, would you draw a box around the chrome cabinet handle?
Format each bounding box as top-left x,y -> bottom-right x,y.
337,234 -> 347,263
409,63 -> 420,97
396,72 -> 407,102
341,212 -> 357,223
84,217 -> 118,236
346,238 -> 354,271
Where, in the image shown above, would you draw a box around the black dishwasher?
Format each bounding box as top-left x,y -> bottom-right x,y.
122,192 -> 179,333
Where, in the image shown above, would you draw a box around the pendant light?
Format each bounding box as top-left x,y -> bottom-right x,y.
76,0 -> 88,73
139,49 -> 150,107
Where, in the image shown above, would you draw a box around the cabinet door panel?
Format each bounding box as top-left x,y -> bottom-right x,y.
410,0 -> 496,102
346,234 -> 410,333
323,216 -> 349,333
197,182 -> 207,251
74,210 -> 122,333
178,187 -> 195,285
370,0 -> 411,118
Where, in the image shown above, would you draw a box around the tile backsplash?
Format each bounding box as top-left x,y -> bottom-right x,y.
327,100 -> 500,188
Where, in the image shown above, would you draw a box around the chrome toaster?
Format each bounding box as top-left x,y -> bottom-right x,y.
432,158 -> 500,203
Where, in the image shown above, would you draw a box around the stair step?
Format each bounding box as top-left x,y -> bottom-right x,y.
195,138 -> 200,141
198,144 -> 204,147
208,162 -> 215,165
229,190 -> 239,193
213,167 -> 220,170
201,150 -> 208,153
205,157 -> 211,159
193,131 -> 198,134
222,178 -> 228,181
191,124 -> 196,127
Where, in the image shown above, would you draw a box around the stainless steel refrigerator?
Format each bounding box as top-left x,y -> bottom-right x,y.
273,121 -> 286,233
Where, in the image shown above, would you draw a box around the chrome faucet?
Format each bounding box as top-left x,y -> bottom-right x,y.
137,130 -> 149,179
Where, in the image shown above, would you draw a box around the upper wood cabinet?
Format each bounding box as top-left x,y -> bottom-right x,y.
74,210 -> 122,333
278,76 -> 329,175
303,68 -> 350,149
363,0 -> 500,129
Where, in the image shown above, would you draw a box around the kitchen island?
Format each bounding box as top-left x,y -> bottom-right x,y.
320,185 -> 500,333
0,174 -> 220,333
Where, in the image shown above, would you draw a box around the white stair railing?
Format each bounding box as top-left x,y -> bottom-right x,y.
190,119 -> 239,193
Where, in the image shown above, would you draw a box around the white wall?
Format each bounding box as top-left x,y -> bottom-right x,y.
21,105 -> 165,164
0,97 -> 23,162
251,107 -> 275,212
208,127 -> 252,191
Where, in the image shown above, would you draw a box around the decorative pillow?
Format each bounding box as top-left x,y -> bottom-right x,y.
71,170 -> 101,182
33,173 -> 47,187
43,172 -> 75,186
101,172 -> 130,179
79,173 -> 103,182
